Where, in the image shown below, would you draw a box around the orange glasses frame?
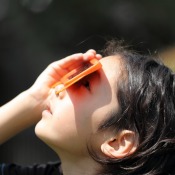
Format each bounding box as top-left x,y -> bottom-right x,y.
52,58 -> 102,94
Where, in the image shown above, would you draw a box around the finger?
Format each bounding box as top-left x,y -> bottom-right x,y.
48,61 -> 69,78
84,49 -> 102,60
85,49 -> 96,55
48,51 -> 101,79
95,54 -> 102,60
59,53 -> 84,69
83,49 -> 97,61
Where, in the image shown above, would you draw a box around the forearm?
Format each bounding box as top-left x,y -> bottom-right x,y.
0,90 -> 43,144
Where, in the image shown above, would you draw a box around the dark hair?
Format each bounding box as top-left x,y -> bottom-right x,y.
89,40 -> 175,175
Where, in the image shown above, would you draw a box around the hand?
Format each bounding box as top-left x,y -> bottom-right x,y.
28,49 -> 102,110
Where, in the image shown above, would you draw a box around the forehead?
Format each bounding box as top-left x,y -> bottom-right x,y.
98,55 -> 124,97
99,55 -> 123,81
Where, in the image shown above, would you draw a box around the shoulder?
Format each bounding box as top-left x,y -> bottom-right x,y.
0,161 -> 62,175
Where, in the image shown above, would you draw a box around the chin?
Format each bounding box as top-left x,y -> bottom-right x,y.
35,125 -> 52,147
34,121 -> 60,152
35,120 -> 48,141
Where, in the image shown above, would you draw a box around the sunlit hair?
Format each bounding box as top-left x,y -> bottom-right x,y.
89,40 -> 175,175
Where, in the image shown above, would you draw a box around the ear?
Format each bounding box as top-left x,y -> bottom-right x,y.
101,130 -> 138,159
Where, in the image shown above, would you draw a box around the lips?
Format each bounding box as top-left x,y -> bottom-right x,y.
46,105 -> 52,114
42,109 -> 52,118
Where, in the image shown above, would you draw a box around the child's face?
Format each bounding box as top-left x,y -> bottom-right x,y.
35,55 -> 122,157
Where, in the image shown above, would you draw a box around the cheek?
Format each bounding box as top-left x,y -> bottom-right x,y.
35,117 -> 77,150
35,111 -> 90,154
35,100 -> 75,143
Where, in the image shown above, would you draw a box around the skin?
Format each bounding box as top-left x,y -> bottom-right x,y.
0,50 -> 101,144
0,50 -> 136,175
35,56 -> 123,175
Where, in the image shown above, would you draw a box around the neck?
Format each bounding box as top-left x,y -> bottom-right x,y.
57,151 -> 100,175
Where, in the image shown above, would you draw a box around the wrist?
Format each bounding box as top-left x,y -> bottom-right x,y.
26,85 -> 49,111
21,89 -> 46,122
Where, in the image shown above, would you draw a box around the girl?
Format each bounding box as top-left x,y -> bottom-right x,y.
0,40 -> 175,175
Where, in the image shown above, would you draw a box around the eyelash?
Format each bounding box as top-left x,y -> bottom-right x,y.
83,80 -> 91,91
77,71 -> 98,91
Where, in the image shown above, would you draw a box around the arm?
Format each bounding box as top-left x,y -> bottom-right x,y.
0,90 -> 42,144
0,50 -> 101,144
